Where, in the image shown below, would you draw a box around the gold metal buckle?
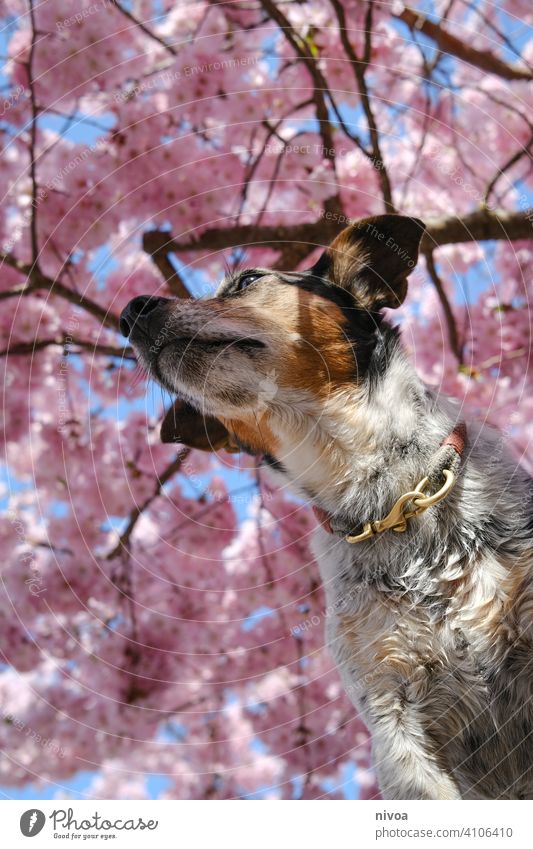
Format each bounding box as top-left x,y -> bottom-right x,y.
344,469 -> 456,544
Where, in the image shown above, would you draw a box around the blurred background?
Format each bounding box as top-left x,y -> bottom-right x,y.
0,0 -> 532,799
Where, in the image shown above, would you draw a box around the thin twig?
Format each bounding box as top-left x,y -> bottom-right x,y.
483,134 -> 533,205
424,250 -> 463,363
26,0 -> 40,265
106,449 -> 190,560
109,0 -> 178,56
257,0 -> 343,216
330,0 -> 396,212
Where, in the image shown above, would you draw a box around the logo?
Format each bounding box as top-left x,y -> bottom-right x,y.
20,809 -> 46,837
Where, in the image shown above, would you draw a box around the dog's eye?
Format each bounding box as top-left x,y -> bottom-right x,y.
237,273 -> 261,291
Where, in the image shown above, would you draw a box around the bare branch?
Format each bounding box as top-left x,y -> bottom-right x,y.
106,449 -> 190,560
0,252 -> 120,329
423,250 -> 463,362
26,0 -> 40,265
257,0 -> 343,216
449,0 -> 533,72
421,208 -> 533,250
330,0 -> 396,212
109,0 -> 178,56
0,283 -> 34,302
396,7 -> 533,82
0,338 -> 134,359
238,100 -> 314,222
42,276 -> 121,328
145,221 -> 337,256
142,231 -> 190,298
146,209 -> 533,267
483,135 -> 533,205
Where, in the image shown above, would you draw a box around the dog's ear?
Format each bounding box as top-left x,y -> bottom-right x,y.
160,399 -> 237,452
311,214 -> 425,309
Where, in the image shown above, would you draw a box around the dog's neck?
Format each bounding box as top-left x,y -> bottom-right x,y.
267,325 -> 460,527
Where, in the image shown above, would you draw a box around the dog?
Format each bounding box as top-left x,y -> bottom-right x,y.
120,214 -> 533,799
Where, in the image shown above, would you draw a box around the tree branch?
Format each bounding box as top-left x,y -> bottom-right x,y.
257,0 -> 343,216
144,220 -> 338,258
420,208 -> 533,250
330,0 -> 396,212
396,7 -> 533,82
26,0 -> 40,266
0,283 -> 32,302
0,252 -> 120,329
142,231 -> 190,298
109,0 -> 178,56
483,134 -> 533,205
145,208 -> 533,269
423,250 -> 463,362
0,338 -> 134,359
106,449 -> 190,560
238,102 -> 314,223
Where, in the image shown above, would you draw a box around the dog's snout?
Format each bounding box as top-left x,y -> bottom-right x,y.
120,295 -> 167,337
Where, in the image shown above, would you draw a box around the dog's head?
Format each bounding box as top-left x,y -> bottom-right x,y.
120,214 -> 424,459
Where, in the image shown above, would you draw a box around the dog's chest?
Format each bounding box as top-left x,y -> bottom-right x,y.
325,577 -> 481,706
312,531 -> 495,716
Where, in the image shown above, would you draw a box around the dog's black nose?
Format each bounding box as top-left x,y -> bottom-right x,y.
120,296 -> 166,337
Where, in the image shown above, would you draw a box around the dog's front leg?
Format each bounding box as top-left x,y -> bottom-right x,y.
368,709 -> 462,800
329,624 -> 461,799
349,680 -> 462,800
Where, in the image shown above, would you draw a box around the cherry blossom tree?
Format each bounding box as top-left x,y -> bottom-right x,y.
0,0 -> 531,799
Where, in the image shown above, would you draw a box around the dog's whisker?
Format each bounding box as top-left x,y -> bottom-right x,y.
125,362 -> 147,395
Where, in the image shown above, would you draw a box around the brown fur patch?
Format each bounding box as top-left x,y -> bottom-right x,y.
278,289 -> 356,395
235,281 -> 356,398
223,412 -> 279,457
